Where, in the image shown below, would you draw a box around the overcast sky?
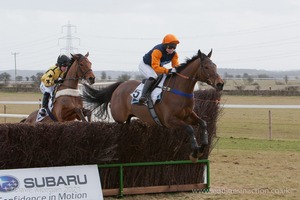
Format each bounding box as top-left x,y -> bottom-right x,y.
1,0 -> 300,73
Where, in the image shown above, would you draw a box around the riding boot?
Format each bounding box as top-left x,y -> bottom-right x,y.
39,92 -> 50,116
139,78 -> 156,104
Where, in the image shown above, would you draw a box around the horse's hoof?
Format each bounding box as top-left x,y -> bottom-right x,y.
189,153 -> 198,163
197,145 -> 206,158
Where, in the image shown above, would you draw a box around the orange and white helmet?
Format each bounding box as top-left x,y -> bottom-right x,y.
162,34 -> 180,44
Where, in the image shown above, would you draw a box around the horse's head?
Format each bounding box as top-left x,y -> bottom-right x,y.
70,52 -> 95,85
196,49 -> 224,91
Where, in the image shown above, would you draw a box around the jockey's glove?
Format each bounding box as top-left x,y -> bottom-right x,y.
54,77 -> 64,84
168,67 -> 177,74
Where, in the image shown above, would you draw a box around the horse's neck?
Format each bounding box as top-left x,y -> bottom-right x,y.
60,70 -> 79,90
171,60 -> 199,94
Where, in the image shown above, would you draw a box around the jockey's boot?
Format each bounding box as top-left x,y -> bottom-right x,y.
139,77 -> 156,104
39,92 -> 50,116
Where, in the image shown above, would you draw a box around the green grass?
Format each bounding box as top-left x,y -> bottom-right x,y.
218,108 -> 300,140
218,95 -> 300,140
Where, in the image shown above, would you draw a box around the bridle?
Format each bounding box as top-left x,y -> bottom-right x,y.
64,55 -> 93,81
174,57 -> 214,86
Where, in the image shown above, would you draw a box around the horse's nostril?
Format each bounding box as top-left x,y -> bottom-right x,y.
217,83 -> 224,90
89,77 -> 95,84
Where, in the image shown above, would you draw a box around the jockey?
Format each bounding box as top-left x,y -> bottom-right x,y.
38,55 -> 70,116
138,33 -> 180,104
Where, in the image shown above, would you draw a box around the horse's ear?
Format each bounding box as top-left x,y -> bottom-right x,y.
71,54 -> 80,60
198,49 -> 204,59
208,49 -> 213,58
198,49 -> 201,56
70,53 -> 74,57
85,52 -> 89,57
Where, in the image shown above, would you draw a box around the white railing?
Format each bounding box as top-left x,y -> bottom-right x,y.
1,101 -> 300,119
0,101 -> 41,119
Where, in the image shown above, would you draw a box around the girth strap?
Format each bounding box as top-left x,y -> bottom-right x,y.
147,98 -> 163,126
46,107 -> 58,122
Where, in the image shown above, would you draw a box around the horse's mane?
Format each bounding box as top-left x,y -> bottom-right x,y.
70,54 -> 84,66
176,53 -> 200,73
64,54 -> 84,76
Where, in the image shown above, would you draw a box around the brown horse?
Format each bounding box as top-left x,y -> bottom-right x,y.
82,50 -> 224,162
23,52 -> 95,123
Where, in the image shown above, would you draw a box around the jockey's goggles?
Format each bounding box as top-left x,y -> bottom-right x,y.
61,63 -> 70,67
167,44 -> 177,50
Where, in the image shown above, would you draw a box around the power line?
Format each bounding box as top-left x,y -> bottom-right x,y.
58,21 -> 80,56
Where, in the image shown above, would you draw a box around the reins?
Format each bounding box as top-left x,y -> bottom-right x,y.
163,56 -> 214,98
175,57 -> 212,85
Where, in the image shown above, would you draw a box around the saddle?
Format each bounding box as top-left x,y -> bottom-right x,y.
131,75 -> 166,105
131,75 -> 167,126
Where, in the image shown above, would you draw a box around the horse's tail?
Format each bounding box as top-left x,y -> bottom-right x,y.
81,82 -> 123,119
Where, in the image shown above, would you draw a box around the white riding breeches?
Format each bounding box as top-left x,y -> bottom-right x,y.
138,61 -> 158,79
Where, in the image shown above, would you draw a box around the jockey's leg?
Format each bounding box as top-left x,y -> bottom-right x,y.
39,92 -> 50,116
139,77 -> 156,104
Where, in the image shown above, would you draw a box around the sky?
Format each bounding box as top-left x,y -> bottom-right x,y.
1,0 -> 300,73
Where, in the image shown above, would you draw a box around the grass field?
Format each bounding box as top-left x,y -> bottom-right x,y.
1,92 -> 300,199
106,138 -> 300,200
105,138 -> 300,200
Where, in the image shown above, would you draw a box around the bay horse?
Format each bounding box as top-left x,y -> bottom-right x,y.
82,50 -> 224,162
23,52 -> 95,123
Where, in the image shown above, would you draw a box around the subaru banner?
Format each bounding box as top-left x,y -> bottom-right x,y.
0,165 -> 103,200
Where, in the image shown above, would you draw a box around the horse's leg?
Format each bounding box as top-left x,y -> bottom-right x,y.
187,112 -> 208,161
74,108 -> 87,122
198,118 -> 208,155
125,114 -> 134,124
185,125 -> 200,163
82,108 -> 92,122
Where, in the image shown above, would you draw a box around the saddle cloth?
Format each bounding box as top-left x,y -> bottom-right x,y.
131,75 -> 167,104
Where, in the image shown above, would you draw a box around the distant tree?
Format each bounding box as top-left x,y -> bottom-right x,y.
108,76 -> 112,80
26,77 -> 29,81
258,74 -> 270,78
36,72 -> 43,84
16,76 -> 23,81
101,71 -> 107,81
235,75 -> 242,78
242,73 -> 254,84
246,76 -> 254,84
30,72 -> 43,85
117,73 -> 131,81
0,72 -> 11,84
284,75 -> 288,84
242,73 -> 249,78
224,72 -> 234,78
30,75 -> 37,82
